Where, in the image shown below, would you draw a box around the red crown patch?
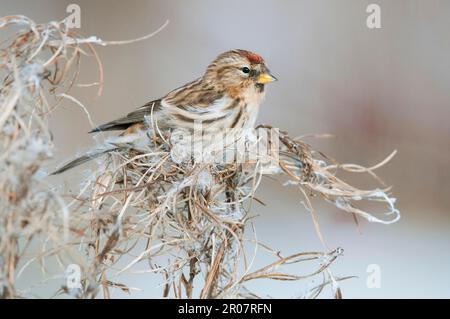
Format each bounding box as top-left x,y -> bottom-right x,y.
244,52 -> 263,64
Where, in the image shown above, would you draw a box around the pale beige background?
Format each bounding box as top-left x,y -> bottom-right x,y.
2,0 -> 450,298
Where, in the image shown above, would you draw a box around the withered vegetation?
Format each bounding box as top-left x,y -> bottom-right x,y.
0,16 -> 399,299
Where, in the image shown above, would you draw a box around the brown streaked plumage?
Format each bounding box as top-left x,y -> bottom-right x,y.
53,49 -> 277,174
90,49 -> 276,133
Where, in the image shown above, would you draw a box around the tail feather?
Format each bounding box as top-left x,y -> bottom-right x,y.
51,148 -> 118,175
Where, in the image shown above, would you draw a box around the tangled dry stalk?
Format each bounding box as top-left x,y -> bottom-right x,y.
0,16 -> 399,299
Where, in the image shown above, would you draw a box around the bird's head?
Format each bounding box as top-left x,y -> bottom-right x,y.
203,49 -> 277,96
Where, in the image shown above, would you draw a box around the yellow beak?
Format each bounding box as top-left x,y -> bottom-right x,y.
257,73 -> 277,84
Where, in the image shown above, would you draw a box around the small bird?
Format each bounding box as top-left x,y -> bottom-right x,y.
53,49 -> 277,174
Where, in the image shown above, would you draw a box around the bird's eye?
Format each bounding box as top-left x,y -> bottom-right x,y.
241,67 -> 250,74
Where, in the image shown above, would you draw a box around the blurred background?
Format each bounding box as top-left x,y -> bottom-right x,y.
2,0 -> 450,298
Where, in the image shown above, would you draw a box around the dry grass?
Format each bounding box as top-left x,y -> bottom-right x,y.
0,15 -> 399,299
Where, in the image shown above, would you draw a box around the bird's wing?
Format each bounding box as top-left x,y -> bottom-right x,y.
89,99 -> 162,133
164,78 -> 224,111
89,77 -> 225,133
